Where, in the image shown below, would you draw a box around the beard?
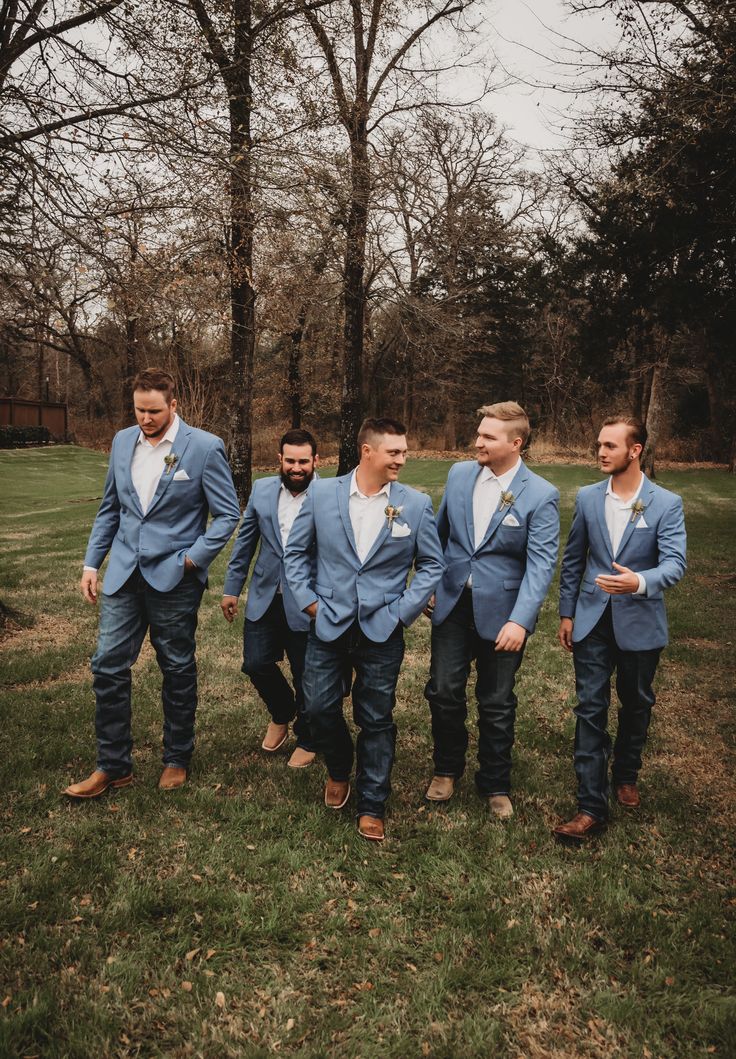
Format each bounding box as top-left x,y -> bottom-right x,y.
281,469 -> 314,493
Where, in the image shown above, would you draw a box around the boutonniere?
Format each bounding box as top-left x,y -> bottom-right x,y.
164,453 -> 179,475
629,498 -> 646,523
385,504 -> 403,527
498,491 -> 514,512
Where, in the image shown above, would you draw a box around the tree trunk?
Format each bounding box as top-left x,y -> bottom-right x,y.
226,22 -> 255,504
337,131 -> 370,475
288,307 -> 307,429
642,363 -> 666,479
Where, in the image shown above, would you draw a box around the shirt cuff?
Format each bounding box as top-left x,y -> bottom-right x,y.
634,573 -> 647,596
83,566 -> 97,573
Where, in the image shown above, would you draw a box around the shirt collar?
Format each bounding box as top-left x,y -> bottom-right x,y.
137,413 -> 180,448
350,469 -> 391,499
480,458 -> 521,489
606,472 -> 644,504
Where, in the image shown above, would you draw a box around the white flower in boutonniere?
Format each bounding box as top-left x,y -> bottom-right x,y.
385,504 -> 404,527
164,453 -> 179,475
498,490 -> 514,512
629,498 -> 646,523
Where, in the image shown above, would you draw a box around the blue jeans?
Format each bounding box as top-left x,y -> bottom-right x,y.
302,622 -> 405,819
242,594 -> 313,750
572,604 -> 661,821
91,567 -> 205,775
425,589 -> 525,796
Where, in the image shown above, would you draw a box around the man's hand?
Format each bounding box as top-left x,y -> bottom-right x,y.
221,595 -> 239,622
81,569 -> 98,605
595,562 -> 640,595
423,593 -> 436,619
495,621 -> 526,652
558,617 -> 574,652
184,556 -> 196,571
305,602 -> 318,619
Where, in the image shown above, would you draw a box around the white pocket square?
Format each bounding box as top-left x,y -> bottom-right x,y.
173,469 -> 191,481
635,516 -> 648,528
391,522 -> 412,538
502,514 -> 520,527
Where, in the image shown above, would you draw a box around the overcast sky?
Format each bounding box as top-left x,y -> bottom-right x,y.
474,0 -> 621,153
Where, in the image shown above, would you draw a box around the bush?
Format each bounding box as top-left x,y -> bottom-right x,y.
0,425 -> 51,448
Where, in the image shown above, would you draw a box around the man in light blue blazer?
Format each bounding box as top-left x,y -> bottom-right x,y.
554,415 -> 686,844
284,417 -> 444,841
64,368 -> 240,799
424,402 -> 559,818
221,429 -> 319,768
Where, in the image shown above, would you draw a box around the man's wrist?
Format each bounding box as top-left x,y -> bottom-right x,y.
83,566 -> 97,573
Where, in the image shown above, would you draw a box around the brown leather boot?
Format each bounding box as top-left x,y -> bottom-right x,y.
553,812 -> 606,845
358,815 -> 385,841
158,766 -> 187,790
63,770 -> 132,800
425,776 -> 455,802
615,783 -> 640,808
261,722 -> 288,752
287,747 -> 316,768
324,778 -> 350,809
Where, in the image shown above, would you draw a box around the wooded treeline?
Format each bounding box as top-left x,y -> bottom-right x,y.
2,0 -> 734,496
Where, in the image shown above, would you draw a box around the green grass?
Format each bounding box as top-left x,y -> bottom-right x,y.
1,446 -> 734,1058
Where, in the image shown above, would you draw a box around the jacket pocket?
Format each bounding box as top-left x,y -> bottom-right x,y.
503,579 -> 522,591
315,582 -> 333,598
581,579 -> 596,594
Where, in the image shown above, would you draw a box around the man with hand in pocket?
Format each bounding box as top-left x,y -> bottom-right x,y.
424,402 -> 559,818
283,417 -> 444,841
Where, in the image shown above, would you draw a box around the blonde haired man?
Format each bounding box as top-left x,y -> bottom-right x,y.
424,402 -> 559,817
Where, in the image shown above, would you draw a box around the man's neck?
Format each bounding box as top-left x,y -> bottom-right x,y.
485,456 -> 519,478
610,463 -> 643,501
355,465 -> 388,497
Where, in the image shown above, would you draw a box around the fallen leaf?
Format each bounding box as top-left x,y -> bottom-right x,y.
2,997 -> 11,1008
20,827 -> 31,835
368,928 -> 381,938
406,963 -> 417,973
665,976 -> 675,986
286,1018 -> 295,1031
185,948 -> 200,962
191,874 -> 203,882
215,991 -> 226,1009
206,949 -> 216,959
181,981 -> 193,992
433,952 -> 444,963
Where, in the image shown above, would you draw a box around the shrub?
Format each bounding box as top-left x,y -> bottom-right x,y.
0,425 -> 51,448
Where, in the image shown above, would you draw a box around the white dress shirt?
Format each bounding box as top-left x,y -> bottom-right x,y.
278,483 -> 309,549
467,458 -> 521,588
472,458 -> 521,550
605,474 -> 646,595
84,414 -> 181,573
349,471 -> 391,564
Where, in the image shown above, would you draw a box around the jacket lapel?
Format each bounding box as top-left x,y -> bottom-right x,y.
475,462 -> 529,552
145,420 -> 193,517
594,480 -> 613,561
336,472 -> 360,560
122,429 -> 144,517
465,463 -> 482,550
362,481 -> 403,567
615,477 -> 655,560
268,476 -> 284,554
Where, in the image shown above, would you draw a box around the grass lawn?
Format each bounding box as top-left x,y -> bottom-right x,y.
0,446 -> 734,1058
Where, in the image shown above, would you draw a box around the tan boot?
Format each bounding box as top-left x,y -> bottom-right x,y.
324,778 -> 351,809
159,766 -> 187,790
287,747 -> 316,768
358,815 -> 385,841
425,775 -> 455,802
261,722 -> 288,752
489,795 -> 513,819
63,770 -> 132,800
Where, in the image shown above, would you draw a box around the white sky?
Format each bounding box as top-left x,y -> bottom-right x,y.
474,0 -> 621,153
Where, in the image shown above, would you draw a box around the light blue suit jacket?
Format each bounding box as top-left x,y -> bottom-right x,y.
223,474 -> 315,632
85,419 -> 240,595
559,477 -> 686,650
432,459 -> 560,641
283,473 -> 445,643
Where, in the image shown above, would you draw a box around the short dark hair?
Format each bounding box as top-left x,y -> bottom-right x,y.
132,368 -> 176,404
280,428 -> 317,455
357,416 -> 407,449
602,414 -> 648,449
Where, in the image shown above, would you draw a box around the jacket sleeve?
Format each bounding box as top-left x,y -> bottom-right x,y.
509,487 -> 560,633
222,486 -> 261,597
185,438 -> 241,571
282,486 -> 319,613
559,490 -> 589,619
398,496 -> 446,627
83,436 -> 122,570
637,494 -> 687,594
